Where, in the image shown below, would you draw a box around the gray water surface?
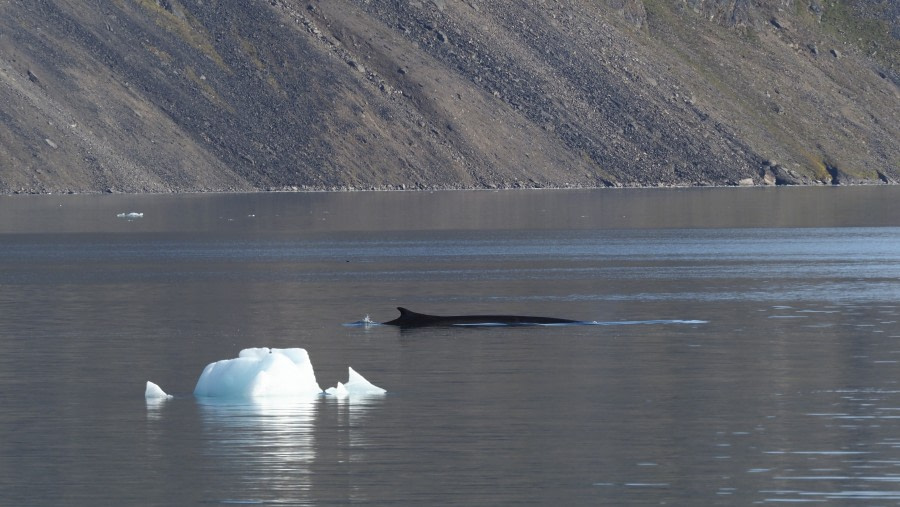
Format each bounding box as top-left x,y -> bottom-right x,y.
1,187 -> 899,505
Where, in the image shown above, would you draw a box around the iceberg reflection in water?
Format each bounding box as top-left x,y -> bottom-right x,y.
196,397 -> 319,505
194,395 -> 388,506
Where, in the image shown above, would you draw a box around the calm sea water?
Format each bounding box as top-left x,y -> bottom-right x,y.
1,187 -> 899,505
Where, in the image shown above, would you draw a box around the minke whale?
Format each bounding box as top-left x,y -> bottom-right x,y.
382,307 -> 580,328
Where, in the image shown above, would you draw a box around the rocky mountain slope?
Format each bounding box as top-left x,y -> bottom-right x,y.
1,0 -> 897,193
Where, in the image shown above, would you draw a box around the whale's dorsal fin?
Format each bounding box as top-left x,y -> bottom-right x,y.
396,307 -> 425,319
382,307 -> 431,326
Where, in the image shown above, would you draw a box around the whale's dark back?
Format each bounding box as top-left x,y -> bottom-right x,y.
382,307 -> 579,328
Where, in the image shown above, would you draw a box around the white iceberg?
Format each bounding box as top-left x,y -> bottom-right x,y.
145,348 -> 386,403
145,381 -> 173,400
116,212 -> 144,218
325,366 -> 387,397
193,347 -> 322,399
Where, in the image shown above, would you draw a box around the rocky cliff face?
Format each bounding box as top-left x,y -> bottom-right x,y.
0,0 -> 896,193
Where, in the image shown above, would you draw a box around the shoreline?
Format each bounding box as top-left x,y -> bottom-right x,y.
3,180 -> 897,197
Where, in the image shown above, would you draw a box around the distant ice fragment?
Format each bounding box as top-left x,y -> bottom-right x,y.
117,212 -> 144,218
145,381 -> 173,399
327,366 -> 387,397
193,347 -> 323,399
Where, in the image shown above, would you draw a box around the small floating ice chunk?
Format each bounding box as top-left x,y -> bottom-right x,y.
325,367 -> 386,397
116,212 -> 144,218
145,381 -> 173,399
193,347 -> 323,399
325,381 -> 350,399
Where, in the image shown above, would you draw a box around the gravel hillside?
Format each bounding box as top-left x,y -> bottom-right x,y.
1,0 -> 897,193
